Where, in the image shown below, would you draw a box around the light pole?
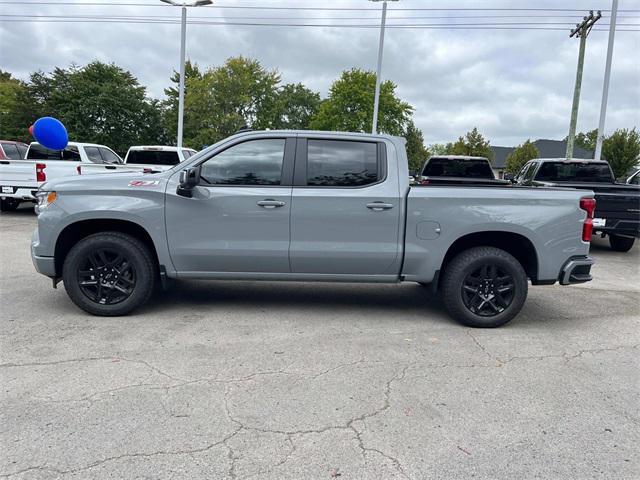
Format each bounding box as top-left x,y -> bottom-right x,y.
370,0 -> 398,134
161,0 -> 212,148
595,0 -> 618,160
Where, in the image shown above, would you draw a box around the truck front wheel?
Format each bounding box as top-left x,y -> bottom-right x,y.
440,247 -> 528,328
609,234 -> 635,252
62,232 -> 156,316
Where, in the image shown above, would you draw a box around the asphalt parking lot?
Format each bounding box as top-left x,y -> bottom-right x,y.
1,205 -> 639,480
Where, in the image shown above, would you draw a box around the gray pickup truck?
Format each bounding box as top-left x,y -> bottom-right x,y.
31,130 -> 595,327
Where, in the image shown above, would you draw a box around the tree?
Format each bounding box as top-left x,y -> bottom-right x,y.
427,143 -> 448,156
310,68 -> 413,135
271,83 -> 321,130
182,56 -> 281,148
163,60 -> 203,144
574,128 -> 598,153
602,128 -> 640,178
404,121 -> 429,172
505,139 -> 539,173
446,127 -> 494,162
0,71 -> 39,142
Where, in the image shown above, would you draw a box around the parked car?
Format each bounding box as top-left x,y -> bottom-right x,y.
419,155 -> 509,186
0,140 -> 28,160
79,146 -> 197,175
32,130 -> 595,328
510,158 -> 640,252
0,142 -> 122,211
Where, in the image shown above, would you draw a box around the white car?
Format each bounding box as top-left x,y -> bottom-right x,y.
78,146 -> 197,175
0,142 -> 122,211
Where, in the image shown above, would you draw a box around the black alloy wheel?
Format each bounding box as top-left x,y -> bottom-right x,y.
461,264 -> 515,317
77,248 -> 136,305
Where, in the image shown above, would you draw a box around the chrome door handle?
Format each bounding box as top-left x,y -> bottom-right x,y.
257,199 -> 286,208
366,202 -> 394,211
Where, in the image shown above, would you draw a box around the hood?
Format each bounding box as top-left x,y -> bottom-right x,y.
40,170 -> 170,193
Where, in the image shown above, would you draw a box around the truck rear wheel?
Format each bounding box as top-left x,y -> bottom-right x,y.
440,247 -> 528,328
62,232 -> 156,316
609,234 -> 635,252
0,198 -> 20,212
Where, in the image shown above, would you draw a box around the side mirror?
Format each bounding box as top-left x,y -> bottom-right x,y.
177,167 -> 200,198
503,173 -> 515,182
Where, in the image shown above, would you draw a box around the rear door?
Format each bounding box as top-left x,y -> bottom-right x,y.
165,135 -> 295,274
289,136 -> 402,276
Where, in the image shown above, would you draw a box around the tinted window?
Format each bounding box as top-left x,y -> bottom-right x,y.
522,162 -> 537,182
200,139 -> 285,185
16,144 -> 27,158
1,143 -> 21,159
307,140 -> 378,187
182,149 -> 193,159
84,146 -> 103,163
536,162 -> 613,182
127,150 -> 179,166
27,144 -> 81,161
99,148 -> 122,164
422,157 -> 493,178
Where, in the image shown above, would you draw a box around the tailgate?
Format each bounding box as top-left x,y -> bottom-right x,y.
595,190 -> 640,221
0,160 -> 38,185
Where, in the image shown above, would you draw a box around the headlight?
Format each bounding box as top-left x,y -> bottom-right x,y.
35,191 -> 57,214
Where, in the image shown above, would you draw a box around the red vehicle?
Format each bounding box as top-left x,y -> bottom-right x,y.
0,140 -> 28,160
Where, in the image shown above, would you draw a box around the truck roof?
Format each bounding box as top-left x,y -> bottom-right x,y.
536,158 -> 609,164
28,141 -> 112,149
429,155 -> 490,161
128,145 -> 197,152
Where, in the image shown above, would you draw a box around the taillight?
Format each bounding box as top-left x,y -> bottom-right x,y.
36,163 -> 46,182
76,165 -> 82,175
580,197 -> 596,242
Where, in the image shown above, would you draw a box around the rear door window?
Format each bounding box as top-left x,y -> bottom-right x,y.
1,143 -> 21,160
16,144 -> 27,159
99,148 -> 122,164
84,147 -> 103,163
305,139 -> 379,187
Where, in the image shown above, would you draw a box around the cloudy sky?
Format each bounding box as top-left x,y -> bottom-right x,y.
1,0 -> 638,146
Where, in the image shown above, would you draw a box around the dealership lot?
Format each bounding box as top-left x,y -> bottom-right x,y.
1,206 -> 638,479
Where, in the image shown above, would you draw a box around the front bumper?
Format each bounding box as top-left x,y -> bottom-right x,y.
559,256 -> 595,285
31,228 -> 56,277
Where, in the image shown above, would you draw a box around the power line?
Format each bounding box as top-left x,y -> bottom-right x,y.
1,1 -> 639,12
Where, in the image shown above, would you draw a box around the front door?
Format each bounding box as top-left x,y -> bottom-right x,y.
289,137 -> 402,276
165,136 -> 294,274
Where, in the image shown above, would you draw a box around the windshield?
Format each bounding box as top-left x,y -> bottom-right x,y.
127,150 -> 180,166
535,162 -> 613,183
26,144 -> 81,160
422,157 -> 494,178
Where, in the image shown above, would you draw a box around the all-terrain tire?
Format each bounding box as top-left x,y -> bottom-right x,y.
440,246 -> 528,328
62,232 -> 156,316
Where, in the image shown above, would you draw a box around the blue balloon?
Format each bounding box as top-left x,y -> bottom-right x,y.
32,117 -> 68,150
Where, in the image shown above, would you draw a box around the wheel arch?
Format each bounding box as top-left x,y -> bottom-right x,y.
438,231 -> 540,286
54,219 -> 160,276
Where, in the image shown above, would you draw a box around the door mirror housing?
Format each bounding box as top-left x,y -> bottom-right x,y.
503,172 -> 515,182
177,167 -> 200,197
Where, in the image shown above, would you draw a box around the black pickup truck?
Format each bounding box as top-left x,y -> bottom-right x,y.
510,158 -> 640,252
418,155 -> 509,186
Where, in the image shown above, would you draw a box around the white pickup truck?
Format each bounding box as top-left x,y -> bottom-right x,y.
0,142 -> 122,211
78,146 -> 197,175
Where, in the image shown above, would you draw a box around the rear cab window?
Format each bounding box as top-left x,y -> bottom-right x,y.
26,144 -> 81,161
422,157 -> 493,178
535,162 -> 614,183
127,150 -> 180,166
304,139 -> 381,187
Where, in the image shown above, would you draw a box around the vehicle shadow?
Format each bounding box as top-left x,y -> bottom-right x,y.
0,203 -> 36,216
141,279 -> 454,325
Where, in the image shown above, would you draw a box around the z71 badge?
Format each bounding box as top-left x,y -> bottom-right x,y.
128,180 -> 160,187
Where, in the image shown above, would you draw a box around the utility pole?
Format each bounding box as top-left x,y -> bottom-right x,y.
566,10 -> 601,160
595,0 -> 618,160
160,0 -> 212,148
370,0 -> 398,134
